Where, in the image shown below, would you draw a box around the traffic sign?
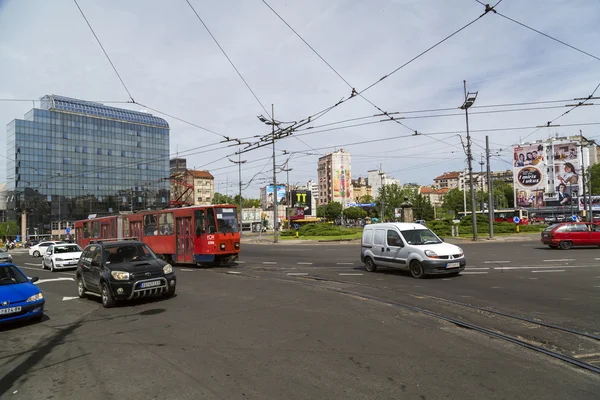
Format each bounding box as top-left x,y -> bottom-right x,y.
66,227 -> 71,234
294,224 -> 299,230
571,215 -> 578,222
513,216 -> 520,224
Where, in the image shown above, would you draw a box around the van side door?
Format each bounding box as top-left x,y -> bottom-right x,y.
386,229 -> 409,269
372,229 -> 388,266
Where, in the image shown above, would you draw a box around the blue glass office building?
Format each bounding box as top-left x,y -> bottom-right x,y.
6,95 -> 170,237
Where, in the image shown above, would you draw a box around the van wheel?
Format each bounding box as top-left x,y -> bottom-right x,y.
364,257 -> 377,272
559,241 -> 573,250
410,260 -> 426,279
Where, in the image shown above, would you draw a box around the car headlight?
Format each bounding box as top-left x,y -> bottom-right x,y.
8,255 -> 12,261
163,264 -> 173,274
27,293 -> 44,302
424,250 -> 439,259
111,271 -> 130,280
55,258 -> 64,262
457,249 -> 464,257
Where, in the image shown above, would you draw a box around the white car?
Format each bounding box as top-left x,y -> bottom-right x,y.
29,241 -> 66,257
42,243 -> 83,272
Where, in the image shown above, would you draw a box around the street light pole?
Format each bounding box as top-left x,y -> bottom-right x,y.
461,80 -> 478,241
486,136 -> 494,239
271,104 -> 279,243
229,153 -> 247,230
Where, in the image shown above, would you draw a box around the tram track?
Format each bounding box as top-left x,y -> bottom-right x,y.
219,267 -> 600,375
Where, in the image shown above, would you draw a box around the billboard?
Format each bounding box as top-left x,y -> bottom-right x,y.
551,142 -> 583,206
513,143 -> 546,208
287,207 -> 305,221
332,152 -> 352,203
241,208 -> 262,223
290,190 -> 312,216
263,185 -> 286,209
578,196 -> 600,212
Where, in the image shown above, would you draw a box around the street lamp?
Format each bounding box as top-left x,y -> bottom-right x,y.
460,80 -> 478,241
258,106 -> 281,243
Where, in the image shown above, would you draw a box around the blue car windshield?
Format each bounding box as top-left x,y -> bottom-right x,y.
0,265 -> 29,285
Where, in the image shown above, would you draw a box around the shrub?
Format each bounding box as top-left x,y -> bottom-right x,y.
281,223 -> 362,237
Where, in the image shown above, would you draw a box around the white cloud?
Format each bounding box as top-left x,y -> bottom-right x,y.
1,0 -> 599,198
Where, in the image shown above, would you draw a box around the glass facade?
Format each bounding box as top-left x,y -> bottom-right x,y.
6,95 -> 170,235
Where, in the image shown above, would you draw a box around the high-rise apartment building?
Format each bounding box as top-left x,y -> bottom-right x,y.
6,95 -> 170,239
367,169 -> 400,198
317,149 -> 352,206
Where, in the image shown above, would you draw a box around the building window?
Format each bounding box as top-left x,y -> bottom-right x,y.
97,148 -> 102,155
83,147 -> 88,153
46,144 -> 52,150
63,158 -> 70,164
108,149 -> 113,156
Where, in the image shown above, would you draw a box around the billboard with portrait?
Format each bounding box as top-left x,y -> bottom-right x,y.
264,185 -> 286,209
290,190 -> 312,216
551,142 -> 583,206
332,152 -> 352,203
513,143 -> 546,208
287,207 -> 305,221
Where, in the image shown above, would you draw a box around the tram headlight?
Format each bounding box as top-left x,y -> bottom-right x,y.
234,242 -> 240,249
220,243 -> 225,250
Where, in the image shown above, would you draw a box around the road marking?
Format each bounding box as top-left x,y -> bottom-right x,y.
529,277 -> 539,280
491,287 -> 502,289
19,266 -> 75,276
484,261 -> 510,264
465,267 -> 490,270
180,269 -> 194,272
532,270 -> 565,273
495,265 -> 597,270
297,262 -> 313,265
227,271 -> 241,274
287,272 -> 308,276
34,277 -> 74,284
595,258 -> 600,261
25,263 -> 41,267
594,286 -> 600,288
336,262 -> 354,265
339,273 -> 363,276
262,262 -> 277,265
543,259 -> 575,262
461,271 -> 489,275
62,296 -> 79,301
441,278 -> 451,281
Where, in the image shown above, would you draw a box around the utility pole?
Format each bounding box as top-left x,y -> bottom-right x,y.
229,153 -> 247,231
461,80 -> 478,241
282,161 -> 292,229
463,168 -> 467,218
379,165 -> 385,222
580,142 -> 587,221
479,154 -> 485,211
486,136 -> 494,239
272,104 -> 279,243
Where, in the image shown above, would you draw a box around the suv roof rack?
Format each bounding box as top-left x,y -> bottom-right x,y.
89,237 -> 140,244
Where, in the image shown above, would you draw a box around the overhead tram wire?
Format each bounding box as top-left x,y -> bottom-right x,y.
73,0 -> 135,102
185,0 -> 271,118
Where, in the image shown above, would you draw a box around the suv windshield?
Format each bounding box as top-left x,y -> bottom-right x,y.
103,244 -> 157,265
400,229 -> 442,245
216,207 -> 239,233
0,265 -> 29,285
54,245 -> 82,254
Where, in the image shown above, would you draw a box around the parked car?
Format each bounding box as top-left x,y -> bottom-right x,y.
0,263 -> 44,324
28,241 -> 66,257
360,222 -> 466,278
25,240 -> 39,248
76,239 -> 176,308
0,247 -> 13,264
541,222 -> 600,249
42,243 -> 83,272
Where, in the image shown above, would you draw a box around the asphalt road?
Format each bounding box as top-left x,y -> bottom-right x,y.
1,243 -> 599,399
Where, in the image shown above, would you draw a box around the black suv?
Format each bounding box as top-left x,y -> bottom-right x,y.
76,239 -> 176,308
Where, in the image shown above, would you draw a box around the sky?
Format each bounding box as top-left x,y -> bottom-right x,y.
1,0 -> 600,199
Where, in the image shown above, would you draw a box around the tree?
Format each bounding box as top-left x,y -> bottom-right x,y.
442,188 -> 466,216
411,193 -> 434,221
0,221 -> 19,239
343,206 -> 367,220
316,205 -> 326,218
590,164 -> 600,195
377,184 -> 406,219
359,194 -> 375,204
324,201 -> 343,220
243,198 -> 261,208
212,193 -> 234,205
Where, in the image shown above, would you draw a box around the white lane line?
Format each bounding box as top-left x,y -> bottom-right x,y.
181,269 -> 194,272
35,277 -> 75,284
287,272 -> 308,276
484,261 -> 510,264
62,296 -> 79,301
532,270 -> 566,273
25,263 -> 41,267
495,265 -> 598,270
461,271 -> 489,275
529,277 -> 539,280
543,259 -> 575,262
227,271 -> 241,274
339,273 -> 363,276
297,262 -> 313,265
441,278 -> 451,281
336,262 -> 354,265
593,286 -> 600,288
595,258 -> 600,261
465,267 -> 490,270
262,262 -> 277,265
19,265 -> 75,276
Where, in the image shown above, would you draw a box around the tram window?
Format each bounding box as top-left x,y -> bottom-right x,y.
83,222 -> 90,238
206,208 -> 217,234
159,213 -> 174,235
194,209 -> 206,236
92,221 -> 100,238
144,214 -> 157,236
123,217 -> 129,237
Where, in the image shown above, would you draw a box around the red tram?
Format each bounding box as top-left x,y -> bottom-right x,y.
74,205 -> 240,265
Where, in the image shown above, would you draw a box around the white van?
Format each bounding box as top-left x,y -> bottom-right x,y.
360,222 -> 466,278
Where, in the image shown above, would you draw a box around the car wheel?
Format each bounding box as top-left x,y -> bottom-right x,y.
77,275 -> 87,298
410,260 -> 426,279
559,241 -> 573,250
50,261 -> 55,273
101,283 -> 116,308
364,257 -> 377,272
41,259 -> 46,270
33,250 -> 40,257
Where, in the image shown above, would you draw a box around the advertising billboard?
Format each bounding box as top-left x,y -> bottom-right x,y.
578,196 -> 600,212
332,152 -> 352,203
290,190 -> 312,216
264,185 -> 286,209
513,143 -> 546,208
287,207 -> 305,221
551,142 -> 583,206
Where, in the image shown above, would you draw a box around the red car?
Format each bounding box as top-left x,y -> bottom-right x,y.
541,222 -> 600,249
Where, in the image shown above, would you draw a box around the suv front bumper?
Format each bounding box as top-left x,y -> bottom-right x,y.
108,273 -> 176,300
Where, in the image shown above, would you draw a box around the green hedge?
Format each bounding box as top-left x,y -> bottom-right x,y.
280,223 -> 363,237
428,217 -> 545,236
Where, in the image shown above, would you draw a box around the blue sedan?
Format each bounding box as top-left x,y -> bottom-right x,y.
0,263 -> 45,324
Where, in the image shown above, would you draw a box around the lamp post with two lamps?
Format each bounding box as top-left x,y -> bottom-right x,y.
460,80 -> 479,241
